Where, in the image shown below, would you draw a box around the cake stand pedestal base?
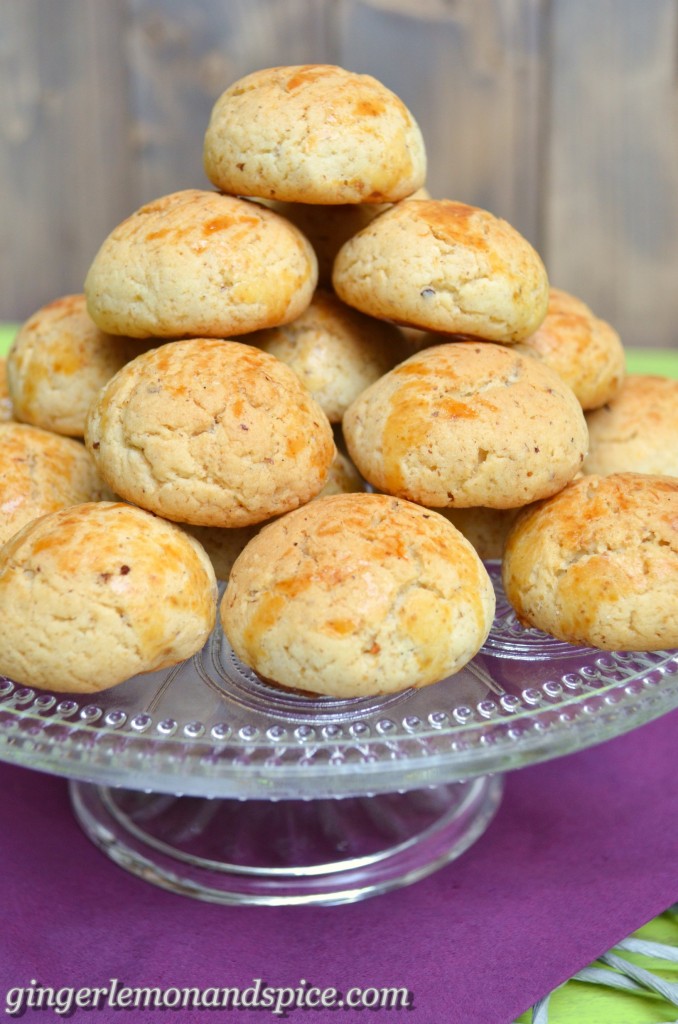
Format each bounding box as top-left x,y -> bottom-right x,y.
69,775 -> 503,906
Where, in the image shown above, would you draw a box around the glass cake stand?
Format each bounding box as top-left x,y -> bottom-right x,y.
1,564 -> 677,906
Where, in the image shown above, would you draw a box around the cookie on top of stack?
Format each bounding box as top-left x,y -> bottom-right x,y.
1,62 -> 675,698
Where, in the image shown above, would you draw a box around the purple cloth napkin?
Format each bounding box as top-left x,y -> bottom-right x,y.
1,708 -> 677,1023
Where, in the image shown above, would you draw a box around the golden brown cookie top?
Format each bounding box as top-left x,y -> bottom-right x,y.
332,199 -> 549,342
84,190 -> 317,339
0,422 -> 109,547
502,473 -> 678,650
343,341 -> 588,508
221,492 -> 495,697
203,65 -> 426,204
513,287 -> 626,409
7,293 -> 145,437
0,501 -> 217,692
85,338 -> 336,527
583,374 -> 678,476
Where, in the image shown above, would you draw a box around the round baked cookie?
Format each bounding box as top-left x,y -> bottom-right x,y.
85,339 -> 336,527
583,375 -> 678,476
245,289 -> 409,422
221,492 -> 495,697
0,358 -> 14,422
203,65 -> 426,205
502,473 -> 678,651
7,294 -> 146,437
333,199 -> 549,342
84,190 -> 317,339
184,451 -> 362,581
0,502 -> 217,693
182,522 -> 262,583
255,188 -> 430,285
511,287 -> 626,410
343,342 -> 588,508
318,449 -> 364,496
438,507 -> 522,561
0,422 -> 110,547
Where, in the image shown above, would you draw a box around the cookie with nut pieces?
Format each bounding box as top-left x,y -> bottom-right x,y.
333,199 -> 549,342
0,502 -> 217,693
204,64 -> 426,205
220,492 -> 495,698
502,473 -> 678,651
84,190 -> 317,339
0,422 -> 110,547
343,341 -> 588,509
85,338 -> 336,527
7,294 -> 148,437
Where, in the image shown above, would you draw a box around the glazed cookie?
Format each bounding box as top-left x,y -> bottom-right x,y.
0,422 -> 110,547
84,190 -> 317,338
0,502 -> 217,693
246,289 -> 409,422
204,65 -> 426,205
7,294 -> 145,437
343,342 -> 588,508
0,358 -> 13,422
333,199 -> 549,342
502,473 -> 678,651
512,287 -> 626,410
255,188 -> 430,285
221,492 -> 495,698
583,375 -> 678,476
85,339 -> 336,527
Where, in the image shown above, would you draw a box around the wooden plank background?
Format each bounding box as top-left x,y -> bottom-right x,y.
1,0 -> 676,350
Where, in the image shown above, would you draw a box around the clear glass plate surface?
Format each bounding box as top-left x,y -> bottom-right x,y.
1,564 -> 677,800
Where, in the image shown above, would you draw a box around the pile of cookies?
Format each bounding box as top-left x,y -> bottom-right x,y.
1,64 -> 677,699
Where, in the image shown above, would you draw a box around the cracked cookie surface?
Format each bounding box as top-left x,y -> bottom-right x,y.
502,473 -> 678,650
203,64 -> 426,205
7,294 -> 146,437
511,287 -> 626,410
0,501 -> 217,692
583,375 -> 678,476
84,190 -> 317,338
343,341 -> 588,508
85,338 -> 336,527
220,492 -> 495,697
333,199 -> 549,341
245,289 -> 409,422
0,422 -> 110,547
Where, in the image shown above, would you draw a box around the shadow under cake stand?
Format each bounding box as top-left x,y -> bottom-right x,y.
1,565 -> 677,906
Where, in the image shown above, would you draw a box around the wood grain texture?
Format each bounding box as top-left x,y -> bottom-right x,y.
125,0 -> 334,201
338,0 -> 548,248
0,0 -> 676,351
0,0 -> 134,318
544,0 -> 678,349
